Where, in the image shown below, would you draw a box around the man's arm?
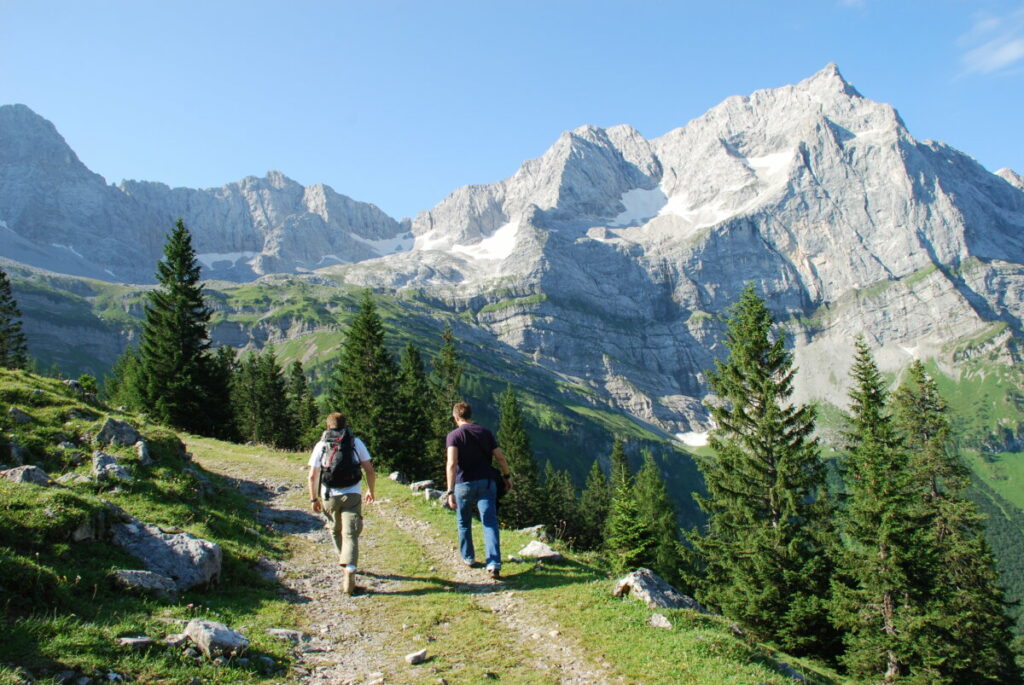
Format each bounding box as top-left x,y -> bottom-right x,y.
362,460 -> 376,504
445,445 -> 458,509
308,465 -> 322,513
493,447 -> 513,491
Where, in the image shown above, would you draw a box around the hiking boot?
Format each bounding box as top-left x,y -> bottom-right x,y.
342,568 -> 355,595
464,560 -> 483,569
487,567 -> 501,579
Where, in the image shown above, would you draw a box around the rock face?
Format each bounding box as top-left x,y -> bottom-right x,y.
4,64 -> 1024,433
109,519 -> 222,591
0,104 -> 411,284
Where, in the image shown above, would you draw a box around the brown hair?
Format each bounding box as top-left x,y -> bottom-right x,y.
452,402 -> 472,420
325,412 -> 347,430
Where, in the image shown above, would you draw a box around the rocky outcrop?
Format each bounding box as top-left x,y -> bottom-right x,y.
613,568 -> 708,613
95,418 -> 141,447
183,619 -> 249,659
93,450 -> 132,483
107,569 -> 178,600
109,518 -> 222,591
1,464 -> 53,486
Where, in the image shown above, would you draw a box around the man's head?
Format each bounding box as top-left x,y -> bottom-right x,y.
452,402 -> 472,423
326,412 -> 347,430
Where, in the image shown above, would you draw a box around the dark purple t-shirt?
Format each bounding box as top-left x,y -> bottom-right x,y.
446,423 -> 498,483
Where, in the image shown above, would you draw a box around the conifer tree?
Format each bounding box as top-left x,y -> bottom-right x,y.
327,291 -> 401,468
394,343 -> 434,479
138,219 -> 213,432
891,361 -> 1021,683
832,339 -> 929,680
0,267 -> 29,370
604,441 -> 656,571
286,359 -> 320,448
633,451 -> 688,586
428,324 -> 464,478
232,348 -> 291,447
104,345 -> 145,409
691,284 -> 836,656
577,457 -> 611,550
497,385 -> 542,528
202,345 -> 238,441
542,461 -> 580,542
608,436 -> 630,494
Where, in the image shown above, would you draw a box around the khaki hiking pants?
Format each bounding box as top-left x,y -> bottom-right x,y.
323,493 -> 362,567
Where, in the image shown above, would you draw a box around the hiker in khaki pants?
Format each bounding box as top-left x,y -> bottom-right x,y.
308,412 -> 376,594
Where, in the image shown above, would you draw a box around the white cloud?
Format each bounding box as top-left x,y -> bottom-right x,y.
958,7 -> 1024,75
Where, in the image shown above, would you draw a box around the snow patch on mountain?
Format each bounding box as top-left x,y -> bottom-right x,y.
676,431 -> 709,447
52,243 -> 85,260
196,252 -> 260,270
351,232 -> 415,255
611,188 -> 668,227
452,222 -> 520,260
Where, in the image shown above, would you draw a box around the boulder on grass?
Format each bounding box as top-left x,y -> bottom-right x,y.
388,471 -> 408,484
184,619 -> 249,659
409,480 -> 434,492
517,540 -> 563,561
110,519 -> 222,591
93,450 -> 133,483
1,465 -> 53,486
95,418 -> 141,447
107,569 -> 178,600
8,407 -> 32,425
613,568 -> 709,613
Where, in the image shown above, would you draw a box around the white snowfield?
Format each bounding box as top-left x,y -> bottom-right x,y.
452,222 -> 520,260
351,232 -> 415,255
676,432 -> 710,447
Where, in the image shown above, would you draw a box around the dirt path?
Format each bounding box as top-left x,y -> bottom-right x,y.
195,453 -> 617,684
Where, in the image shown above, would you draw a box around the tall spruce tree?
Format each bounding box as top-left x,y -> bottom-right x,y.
497,385 -> 542,528
202,345 -> 238,441
604,440 -> 656,572
395,343 -> 434,479
104,345 -> 145,409
691,284 -> 836,656
577,457 -> 611,550
232,348 -> 291,447
327,291 -> 401,468
891,361 -> 1021,683
138,219 -> 213,432
542,462 -> 581,543
832,339 -> 930,680
286,359 -> 320,449
428,324 -> 464,479
633,451 -> 688,587
0,267 -> 29,370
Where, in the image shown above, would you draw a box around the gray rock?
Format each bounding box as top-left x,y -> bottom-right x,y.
109,518 -> 222,590
68,408 -> 99,421
424,488 -> 445,501
95,418 -> 140,447
64,379 -> 83,394
136,440 -> 153,467
613,568 -> 709,613
184,618 -> 249,659
516,524 -> 550,542
388,471 -> 408,484
1,464 -> 52,486
776,661 -> 806,681
93,450 -> 132,483
405,648 -> 428,665
517,540 -> 563,561
265,628 -> 310,643
58,472 -> 91,485
409,480 -> 434,491
72,519 -> 96,542
8,406 -> 32,424
1,441 -> 28,465
164,633 -> 189,647
107,569 -> 178,600
117,635 -> 153,650
649,613 -> 673,629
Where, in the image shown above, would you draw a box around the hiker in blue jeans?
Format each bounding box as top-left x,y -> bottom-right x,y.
444,401 -> 512,579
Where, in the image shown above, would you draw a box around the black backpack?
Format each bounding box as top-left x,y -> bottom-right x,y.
318,429 -> 362,490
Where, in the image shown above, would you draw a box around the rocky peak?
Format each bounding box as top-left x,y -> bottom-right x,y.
997,168 -> 1024,191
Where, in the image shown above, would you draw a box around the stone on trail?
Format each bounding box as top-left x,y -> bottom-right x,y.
1,464 -> 53,486
184,618 -> 250,659
613,567 -> 709,613
517,540 -> 563,561
265,628 -> 310,643
405,648 -> 428,665
95,417 -> 141,447
409,479 -> 434,491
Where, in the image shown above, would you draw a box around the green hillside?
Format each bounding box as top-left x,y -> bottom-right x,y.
0,368 -> 841,683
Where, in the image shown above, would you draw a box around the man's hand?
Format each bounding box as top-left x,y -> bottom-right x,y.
503,474 -> 513,493
364,491 -> 375,504
311,499 -> 322,514
446,493 -> 456,510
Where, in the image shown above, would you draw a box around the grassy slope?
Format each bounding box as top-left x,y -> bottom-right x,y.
1,369 -> 846,684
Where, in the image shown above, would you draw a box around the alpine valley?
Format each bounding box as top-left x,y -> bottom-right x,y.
4,66 -> 1024,612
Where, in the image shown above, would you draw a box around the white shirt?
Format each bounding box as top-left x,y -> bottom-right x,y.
308,435 -> 371,497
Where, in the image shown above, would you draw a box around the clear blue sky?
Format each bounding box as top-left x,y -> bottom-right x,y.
2,1 -> 1022,219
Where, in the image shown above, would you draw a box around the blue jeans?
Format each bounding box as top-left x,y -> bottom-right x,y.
454,478 -> 501,570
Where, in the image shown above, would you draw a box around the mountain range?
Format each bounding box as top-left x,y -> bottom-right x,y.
2,64 -> 1024,435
